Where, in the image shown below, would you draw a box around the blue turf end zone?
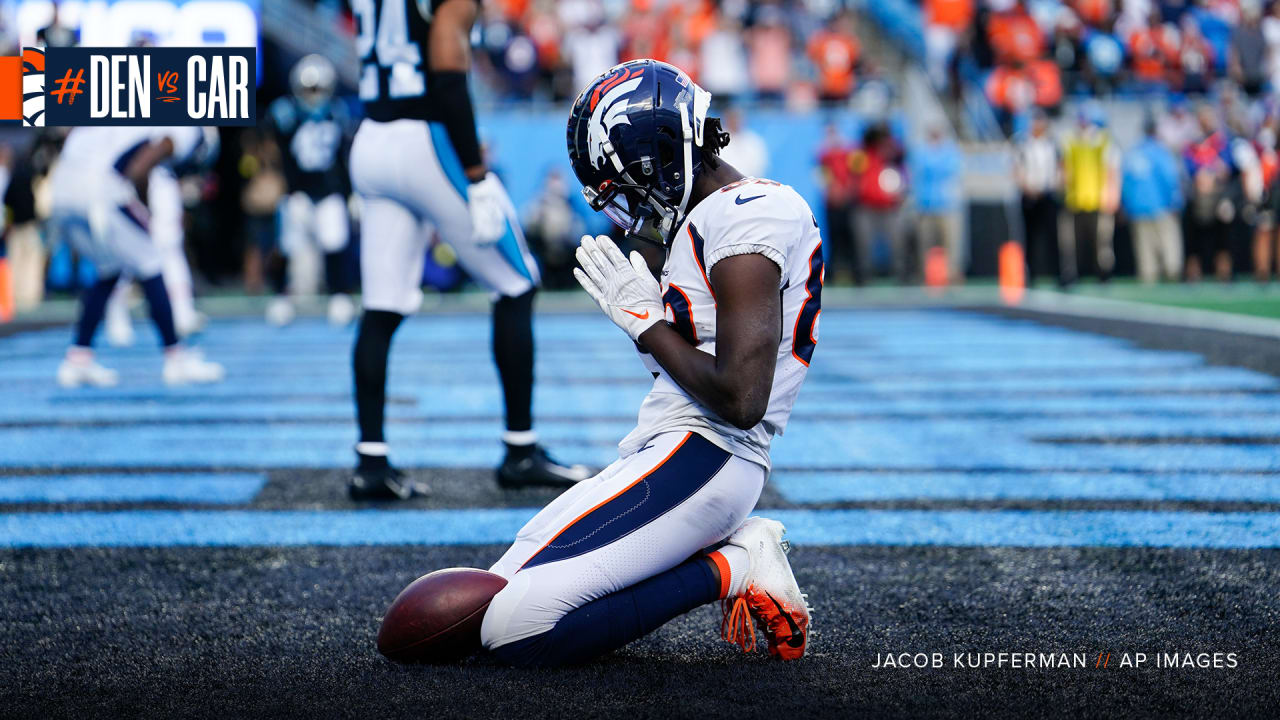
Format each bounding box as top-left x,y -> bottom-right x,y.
770,471 -> 1280,503
0,473 -> 267,504
3,509 -> 1280,548
2,308 -> 1279,549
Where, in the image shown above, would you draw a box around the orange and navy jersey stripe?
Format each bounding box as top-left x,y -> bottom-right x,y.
687,222 -> 715,300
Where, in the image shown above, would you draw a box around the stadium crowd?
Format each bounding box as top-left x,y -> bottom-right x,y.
811,91 -> 1280,288
471,0 -> 869,106
918,0 -> 1280,285
924,0 -> 1280,121
1023,97 -> 1280,286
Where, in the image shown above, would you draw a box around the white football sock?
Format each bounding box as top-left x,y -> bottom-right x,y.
715,544 -> 751,597
502,430 -> 538,446
355,441 -> 390,457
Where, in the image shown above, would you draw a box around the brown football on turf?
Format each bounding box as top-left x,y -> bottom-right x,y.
377,567 -> 508,663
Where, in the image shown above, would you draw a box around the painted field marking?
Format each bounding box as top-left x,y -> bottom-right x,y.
771,472 -> 1280,503
3,509 -> 1280,548
0,473 -> 267,504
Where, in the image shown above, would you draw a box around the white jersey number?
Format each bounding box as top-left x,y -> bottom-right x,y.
290,120 -> 342,173
352,0 -> 426,102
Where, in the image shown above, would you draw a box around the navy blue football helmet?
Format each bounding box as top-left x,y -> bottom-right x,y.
566,59 -> 729,246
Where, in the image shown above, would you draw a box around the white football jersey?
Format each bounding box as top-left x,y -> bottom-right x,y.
618,178 -> 824,470
58,127 -> 204,173
54,127 -> 205,210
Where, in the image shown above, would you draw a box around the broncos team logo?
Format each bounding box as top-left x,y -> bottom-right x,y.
586,65 -> 644,170
22,47 -> 44,127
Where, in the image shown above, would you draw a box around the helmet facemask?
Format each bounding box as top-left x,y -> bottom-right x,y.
583,180 -> 675,246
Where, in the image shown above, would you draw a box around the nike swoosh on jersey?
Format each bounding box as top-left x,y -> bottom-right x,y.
735,194 -> 765,205
621,308 -> 650,319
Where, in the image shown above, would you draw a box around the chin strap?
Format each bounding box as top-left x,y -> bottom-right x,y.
677,103 -> 695,217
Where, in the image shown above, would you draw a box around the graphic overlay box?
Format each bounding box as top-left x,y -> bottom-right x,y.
37,46 -> 255,126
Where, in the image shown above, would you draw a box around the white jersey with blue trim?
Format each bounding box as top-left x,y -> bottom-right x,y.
57,127 -> 204,174
618,178 -> 825,470
54,127 -> 205,210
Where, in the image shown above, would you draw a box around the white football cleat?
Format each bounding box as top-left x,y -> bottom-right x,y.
265,297 -> 296,327
163,347 -> 226,386
57,354 -> 120,388
327,293 -> 356,327
720,517 -> 812,660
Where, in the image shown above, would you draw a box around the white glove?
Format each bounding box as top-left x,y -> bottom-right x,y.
573,234 -> 663,342
467,172 -> 508,245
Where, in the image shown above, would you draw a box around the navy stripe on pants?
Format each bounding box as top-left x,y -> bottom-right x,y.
520,433 -> 731,571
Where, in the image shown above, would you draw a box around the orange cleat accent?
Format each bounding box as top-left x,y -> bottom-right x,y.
721,596 -> 755,652
741,584 -> 809,660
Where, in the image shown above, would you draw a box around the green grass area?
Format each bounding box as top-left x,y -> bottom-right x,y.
1052,280 -> 1280,319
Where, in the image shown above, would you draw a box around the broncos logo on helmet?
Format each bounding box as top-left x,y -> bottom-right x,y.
586,67 -> 644,171
567,59 -> 729,247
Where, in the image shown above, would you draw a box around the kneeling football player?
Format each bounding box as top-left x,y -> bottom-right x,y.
479,60 -> 823,666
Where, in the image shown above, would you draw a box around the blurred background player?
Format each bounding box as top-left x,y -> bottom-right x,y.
264,54 -> 356,328
1182,102 -> 1264,283
1015,111 -> 1064,287
346,0 -> 588,499
1254,117 -> 1280,283
1122,117 -> 1184,284
910,123 -> 965,282
50,127 -> 225,388
816,122 -> 859,284
1061,105 -> 1120,285
851,122 -> 908,283
102,139 -> 216,346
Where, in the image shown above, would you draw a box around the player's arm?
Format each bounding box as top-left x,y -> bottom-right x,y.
429,0 -> 508,242
428,0 -> 484,182
121,137 -> 174,200
639,255 -> 781,430
574,235 -> 781,431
